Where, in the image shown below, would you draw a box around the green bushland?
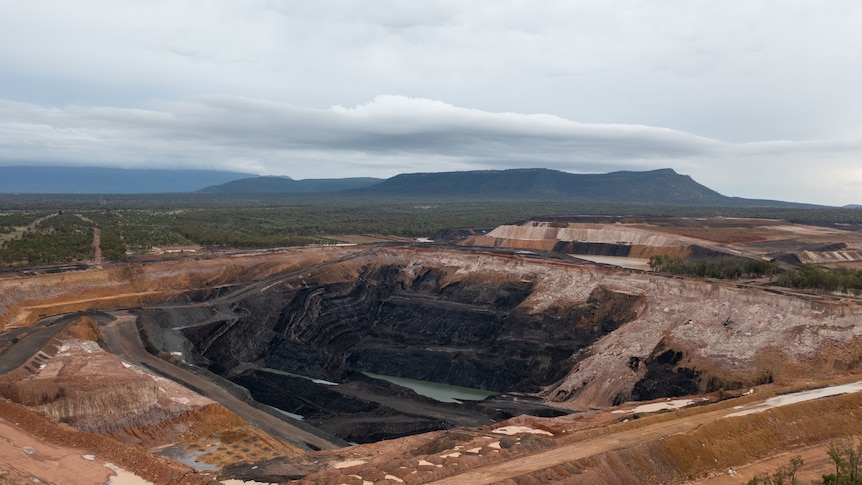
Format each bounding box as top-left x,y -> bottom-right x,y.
0,194 -> 860,266
775,265 -> 862,295
648,254 -> 780,279
0,211 -> 52,230
0,212 -> 94,265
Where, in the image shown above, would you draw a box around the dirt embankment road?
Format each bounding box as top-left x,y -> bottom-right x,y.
427,408 -> 733,484
428,386 -> 862,485
98,312 -> 345,452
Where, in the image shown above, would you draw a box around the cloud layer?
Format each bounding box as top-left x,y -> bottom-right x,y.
1,1 -> 862,204
2,95 -> 860,204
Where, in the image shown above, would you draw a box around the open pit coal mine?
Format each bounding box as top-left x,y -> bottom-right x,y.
4,244 -> 862,483
132,253 -> 644,446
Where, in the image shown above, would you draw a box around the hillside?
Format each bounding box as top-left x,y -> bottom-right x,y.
197,175 -> 382,193
0,165 -> 824,207
203,167 -> 810,207
4,239 -> 862,483
354,168 -> 813,207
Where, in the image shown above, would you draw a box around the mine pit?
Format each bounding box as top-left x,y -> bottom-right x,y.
133,255 -> 638,444
4,221 -> 862,483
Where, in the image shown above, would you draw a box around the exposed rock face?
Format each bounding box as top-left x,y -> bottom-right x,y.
460,221 -> 701,258
6,240 -> 862,462
132,254 -> 647,441
126,247 -> 862,419
0,246 -> 364,329
1,340 -> 190,439
0,334 -> 303,469
151,261 -> 641,394
628,345 -> 701,403
7,221 -> 862,483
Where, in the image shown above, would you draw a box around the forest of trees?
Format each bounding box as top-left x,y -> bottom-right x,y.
647,254 -> 862,295
648,254 -> 780,279
0,198 -> 567,265
0,212 -> 94,265
1,199 -> 861,281
775,265 -> 862,295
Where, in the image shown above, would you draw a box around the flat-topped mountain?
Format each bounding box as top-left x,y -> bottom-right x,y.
0,165 -> 820,207
356,168 -> 721,203
352,168 -> 814,207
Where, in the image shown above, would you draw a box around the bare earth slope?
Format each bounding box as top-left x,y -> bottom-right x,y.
2,219 -> 862,483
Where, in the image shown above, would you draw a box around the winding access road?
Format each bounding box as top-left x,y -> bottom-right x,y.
98,311 -> 346,452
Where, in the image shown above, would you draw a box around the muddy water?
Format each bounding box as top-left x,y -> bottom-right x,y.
361,371 -> 497,403
572,255 -> 651,270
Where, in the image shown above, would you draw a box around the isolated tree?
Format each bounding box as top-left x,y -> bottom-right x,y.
823,438 -> 862,484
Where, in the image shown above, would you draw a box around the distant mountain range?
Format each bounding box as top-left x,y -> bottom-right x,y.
197,176 -> 382,194
359,168 -> 726,203
0,165 -> 842,208
349,168 -> 826,207
0,166 -> 254,194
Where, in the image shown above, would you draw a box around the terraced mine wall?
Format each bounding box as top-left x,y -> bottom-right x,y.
134,255 -> 644,441
0,247 -> 364,330
460,222 -> 705,259
5,245 -> 862,448
168,266 -> 638,391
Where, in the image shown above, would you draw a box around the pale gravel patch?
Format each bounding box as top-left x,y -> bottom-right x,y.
105,462 -> 153,485
492,426 -> 553,436
725,381 -> 862,417
612,398 -> 702,414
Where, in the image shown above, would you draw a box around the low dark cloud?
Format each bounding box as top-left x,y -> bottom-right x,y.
1,95 -> 860,204
1,2 -> 861,204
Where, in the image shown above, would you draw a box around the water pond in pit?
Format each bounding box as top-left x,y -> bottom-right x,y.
361,371 -> 497,403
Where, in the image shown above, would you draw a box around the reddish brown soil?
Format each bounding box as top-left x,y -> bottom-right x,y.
2,220 -> 862,483
274,384 -> 862,484
0,401 -> 218,484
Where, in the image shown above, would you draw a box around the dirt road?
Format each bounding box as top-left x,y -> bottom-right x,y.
93,227 -> 102,266
427,406 -> 733,484
98,312 -> 346,452
428,385 -> 862,485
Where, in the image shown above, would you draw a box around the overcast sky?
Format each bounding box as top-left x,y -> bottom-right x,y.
1,1 -> 861,205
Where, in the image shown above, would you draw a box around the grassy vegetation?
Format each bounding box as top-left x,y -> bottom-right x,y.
648,254 -> 780,279
0,194 -> 861,267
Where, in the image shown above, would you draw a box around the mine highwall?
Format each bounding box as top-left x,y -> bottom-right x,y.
0,247 -> 363,329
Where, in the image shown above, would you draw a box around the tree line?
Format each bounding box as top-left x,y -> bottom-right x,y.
746,438 -> 862,484
775,265 -> 862,295
648,254 -> 780,279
